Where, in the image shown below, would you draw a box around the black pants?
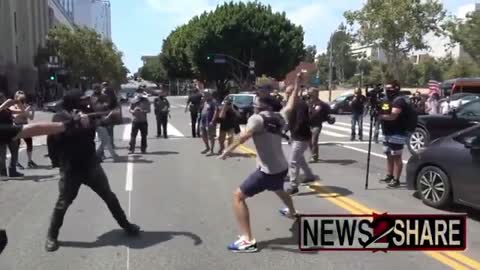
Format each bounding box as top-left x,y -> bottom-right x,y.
0,141 -> 19,170
190,110 -> 199,137
47,163 -> 130,240
129,122 -> 148,152
156,113 -> 168,138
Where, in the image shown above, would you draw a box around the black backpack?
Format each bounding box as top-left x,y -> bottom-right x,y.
259,113 -> 290,140
394,96 -> 418,133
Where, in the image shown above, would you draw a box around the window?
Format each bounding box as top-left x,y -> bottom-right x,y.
458,100 -> 480,119
233,95 -> 254,105
14,12 -> 17,34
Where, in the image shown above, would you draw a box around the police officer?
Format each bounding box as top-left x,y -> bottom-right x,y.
46,89 -> 140,252
154,89 -> 170,138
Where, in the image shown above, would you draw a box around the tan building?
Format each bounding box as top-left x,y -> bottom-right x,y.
0,0 -> 49,96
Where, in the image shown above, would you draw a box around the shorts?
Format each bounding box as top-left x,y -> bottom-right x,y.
201,125 -> 216,139
383,134 -> 407,156
0,125 -> 22,144
240,169 -> 288,197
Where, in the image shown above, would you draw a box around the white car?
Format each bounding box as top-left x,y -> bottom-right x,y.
440,94 -> 480,114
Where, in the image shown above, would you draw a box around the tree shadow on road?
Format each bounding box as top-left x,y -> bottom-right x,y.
1,174 -> 57,183
60,230 -> 202,250
314,159 -> 357,166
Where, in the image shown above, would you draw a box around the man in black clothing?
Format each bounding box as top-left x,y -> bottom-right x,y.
154,90 -> 170,138
46,89 -> 140,252
185,86 -> 202,137
0,93 -> 23,178
349,88 -> 367,141
378,81 -> 410,188
283,80 -> 316,195
307,88 -> 329,163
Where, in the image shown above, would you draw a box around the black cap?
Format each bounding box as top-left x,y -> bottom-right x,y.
62,89 -> 89,111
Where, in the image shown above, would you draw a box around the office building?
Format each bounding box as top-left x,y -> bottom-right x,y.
74,0 -> 112,40
48,0 -> 75,28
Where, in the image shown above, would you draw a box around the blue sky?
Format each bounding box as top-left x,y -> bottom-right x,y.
111,0 -> 478,74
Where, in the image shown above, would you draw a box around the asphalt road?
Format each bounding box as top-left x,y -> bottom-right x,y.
1,96 -> 480,270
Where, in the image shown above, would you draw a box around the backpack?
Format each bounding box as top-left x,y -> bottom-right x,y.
394,96 -> 418,133
318,100 -> 332,122
259,113 -> 290,140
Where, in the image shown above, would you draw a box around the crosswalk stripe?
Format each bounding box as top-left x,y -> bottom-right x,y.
167,123 -> 185,137
321,130 -> 349,138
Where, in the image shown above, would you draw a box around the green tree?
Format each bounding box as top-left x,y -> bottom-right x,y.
304,45 -> 317,63
161,1 -> 305,96
316,53 -> 329,87
446,59 -> 480,78
328,25 -> 356,83
345,0 -> 446,81
46,25 -> 127,86
416,57 -> 443,85
139,55 -> 167,84
447,10 -> 480,64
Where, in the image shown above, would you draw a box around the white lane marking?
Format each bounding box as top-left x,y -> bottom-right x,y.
167,123 -> 185,137
341,145 -> 408,164
321,130 -> 349,138
336,121 -> 371,128
123,124 -> 132,141
125,160 -> 133,191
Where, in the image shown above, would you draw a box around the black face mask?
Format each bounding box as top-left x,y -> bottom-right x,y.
386,90 -> 399,101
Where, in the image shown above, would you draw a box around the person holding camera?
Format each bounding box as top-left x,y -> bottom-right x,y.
378,81 -> 416,188
284,76 -> 316,195
216,96 -> 241,155
349,88 -> 367,141
154,89 -> 170,138
129,86 -> 151,154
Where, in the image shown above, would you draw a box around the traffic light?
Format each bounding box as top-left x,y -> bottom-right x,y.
206,53 -> 214,61
49,75 -> 56,81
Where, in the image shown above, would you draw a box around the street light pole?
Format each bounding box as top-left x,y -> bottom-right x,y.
328,33 -> 334,102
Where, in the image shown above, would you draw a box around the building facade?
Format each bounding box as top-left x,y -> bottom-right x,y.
350,43 -> 388,63
48,0 -> 74,28
74,0 -> 112,40
0,0 -> 50,96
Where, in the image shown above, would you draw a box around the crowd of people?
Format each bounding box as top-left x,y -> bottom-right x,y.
1,72 -> 421,254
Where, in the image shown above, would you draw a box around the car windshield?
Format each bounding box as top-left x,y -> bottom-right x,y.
335,95 -> 349,102
233,95 -> 254,105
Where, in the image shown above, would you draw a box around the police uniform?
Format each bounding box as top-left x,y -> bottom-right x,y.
45,89 -> 139,252
154,96 -> 170,138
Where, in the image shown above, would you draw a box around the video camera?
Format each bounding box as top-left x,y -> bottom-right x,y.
367,86 -> 385,117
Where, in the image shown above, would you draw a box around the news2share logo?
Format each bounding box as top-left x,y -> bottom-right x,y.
299,213 -> 467,252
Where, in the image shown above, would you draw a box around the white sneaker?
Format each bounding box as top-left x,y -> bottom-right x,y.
227,235 -> 258,253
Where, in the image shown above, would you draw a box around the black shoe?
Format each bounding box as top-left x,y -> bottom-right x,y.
128,149 -> 134,155
164,135 -> 168,139
309,157 -> 318,163
156,134 -> 161,138
388,179 -> 400,188
45,238 -> 59,252
359,137 -> 363,141
350,137 -> 355,141
124,223 -> 141,236
28,161 -> 38,169
379,175 -> 393,183
201,148 -> 210,154
17,163 -> 24,170
8,168 -> 23,177
0,168 -> 7,177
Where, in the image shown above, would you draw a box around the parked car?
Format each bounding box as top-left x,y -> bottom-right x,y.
406,124 -> 480,210
407,99 -> 480,155
228,93 -> 255,124
43,90 -> 94,112
330,93 -> 354,114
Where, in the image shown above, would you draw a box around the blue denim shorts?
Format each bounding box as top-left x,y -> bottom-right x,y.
240,169 -> 288,197
383,134 -> 408,156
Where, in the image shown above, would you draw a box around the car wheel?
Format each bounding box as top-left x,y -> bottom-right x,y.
408,127 -> 429,155
416,166 -> 452,209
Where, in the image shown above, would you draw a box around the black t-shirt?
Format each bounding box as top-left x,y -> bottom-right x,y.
351,95 -> 366,114
309,100 -> 329,127
219,104 -> 238,130
0,125 -> 22,144
0,109 -> 13,125
289,100 -> 312,141
188,93 -> 202,112
381,96 -> 408,136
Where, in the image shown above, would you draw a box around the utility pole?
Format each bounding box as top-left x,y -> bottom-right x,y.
328,33 -> 334,102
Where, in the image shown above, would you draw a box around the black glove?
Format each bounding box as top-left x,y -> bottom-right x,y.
0,229 -> 7,254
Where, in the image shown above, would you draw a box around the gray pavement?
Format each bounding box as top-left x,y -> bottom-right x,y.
1,96 -> 480,269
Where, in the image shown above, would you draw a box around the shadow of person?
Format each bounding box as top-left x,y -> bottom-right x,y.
316,159 -> 357,166
103,156 -> 154,164
257,220 -> 318,254
297,185 -> 354,198
60,230 -> 202,250
3,174 -> 57,182
227,153 -> 256,158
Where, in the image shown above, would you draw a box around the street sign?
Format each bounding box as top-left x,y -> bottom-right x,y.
249,61 -> 255,68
